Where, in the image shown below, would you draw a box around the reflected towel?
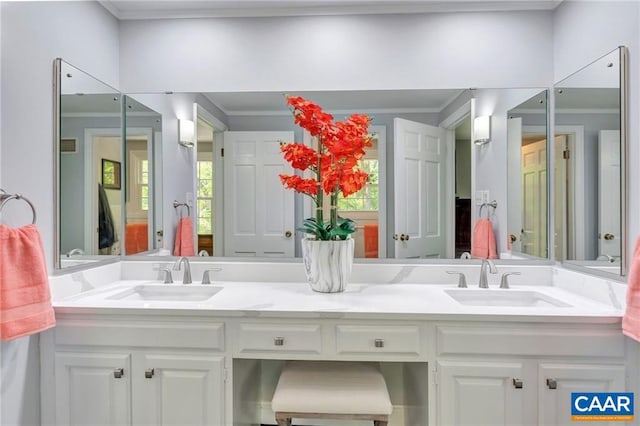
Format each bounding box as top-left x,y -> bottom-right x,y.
0,224 -> 56,341
471,218 -> 498,260
623,236 -> 640,341
173,217 -> 195,257
125,222 -> 148,255
364,224 -> 378,258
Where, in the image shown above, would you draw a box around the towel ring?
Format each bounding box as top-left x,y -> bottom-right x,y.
173,200 -> 190,218
479,200 -> 497,218
0,190 -> 37,224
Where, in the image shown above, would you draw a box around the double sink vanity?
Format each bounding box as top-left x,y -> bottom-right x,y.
40,258 -> 629,426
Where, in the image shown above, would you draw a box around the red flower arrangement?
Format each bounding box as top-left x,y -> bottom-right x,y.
279,95 -> 372,240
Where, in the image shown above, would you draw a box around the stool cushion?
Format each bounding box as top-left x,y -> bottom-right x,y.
272,361 -> 392,415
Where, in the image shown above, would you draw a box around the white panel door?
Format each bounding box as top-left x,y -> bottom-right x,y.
507,118 -> 523,253
55,352 -> 132,426
598,130 -> 621,259
437,360 -> 530,426
134,354 -> 225,426
539,363 -> 626,426
521,139 -> 547,258
224,131 -> 294,257
393,118 -> 447,258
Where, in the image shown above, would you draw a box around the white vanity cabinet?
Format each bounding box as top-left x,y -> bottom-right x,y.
43,315 -> 226,426
434,323 -> 627,426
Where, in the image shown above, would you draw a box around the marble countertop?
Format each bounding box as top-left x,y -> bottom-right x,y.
53,280 -> 623,323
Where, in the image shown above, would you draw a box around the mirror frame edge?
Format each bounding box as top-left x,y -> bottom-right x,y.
53,58 -> 62,270
620,45 -> 628,276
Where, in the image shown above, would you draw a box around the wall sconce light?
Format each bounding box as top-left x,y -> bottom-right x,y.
178,119 -> 195,148
473,115 -> 491,146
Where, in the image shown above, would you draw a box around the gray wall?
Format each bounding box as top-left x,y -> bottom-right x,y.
0,2 -> 120,425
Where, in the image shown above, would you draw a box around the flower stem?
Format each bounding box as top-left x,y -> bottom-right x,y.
316,137 -> 323,226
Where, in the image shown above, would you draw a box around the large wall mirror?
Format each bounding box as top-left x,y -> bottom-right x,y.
507,90 -> 549,260
553,46 -> 628,276
54,59 -> 162,269
53,61 -> 552,264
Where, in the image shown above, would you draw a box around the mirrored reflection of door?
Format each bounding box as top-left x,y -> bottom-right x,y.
393,118 -> 447,259
521,138 -> 547,257
223,131 -> 295,257
598,130 -> 620,259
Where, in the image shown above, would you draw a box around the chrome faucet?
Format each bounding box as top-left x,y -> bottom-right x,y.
66,248 -> 84,257
479,259 -> 497,288
172,257 -> 192,284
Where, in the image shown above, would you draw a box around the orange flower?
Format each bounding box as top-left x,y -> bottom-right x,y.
280,143 -> 317,171
279,174 -> 318,196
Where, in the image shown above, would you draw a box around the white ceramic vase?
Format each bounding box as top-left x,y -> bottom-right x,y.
301,238 -> 354,293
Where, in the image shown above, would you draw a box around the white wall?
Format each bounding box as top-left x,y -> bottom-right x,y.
119,11 -> 553,93
553,0 -> 640,264
0,2 -> 120,425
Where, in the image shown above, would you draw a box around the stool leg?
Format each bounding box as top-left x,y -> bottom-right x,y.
276,417 -> 291,426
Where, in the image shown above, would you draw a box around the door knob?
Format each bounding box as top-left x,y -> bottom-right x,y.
604,233 -> 615,240
284,231 -> 292,238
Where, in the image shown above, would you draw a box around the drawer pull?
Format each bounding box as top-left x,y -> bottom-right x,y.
274,337 -> 285,346
113,368 -> 124,379
546,378 -> 557,389
145,368 -> 155,379
374,338 -> 385,348
512,378 -> 523,389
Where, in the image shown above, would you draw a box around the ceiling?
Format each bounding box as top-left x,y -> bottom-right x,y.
204,89 -> 466,116
99,0 -> 563,20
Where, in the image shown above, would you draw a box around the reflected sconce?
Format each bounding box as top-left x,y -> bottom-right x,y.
178,119 -> 195,148
473,115 -> 491,146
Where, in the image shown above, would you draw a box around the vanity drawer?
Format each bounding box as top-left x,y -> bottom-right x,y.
55,320 -> 225,350
237,323 -> 322,354
436,325 -> 625,358
335,325 -> 421,356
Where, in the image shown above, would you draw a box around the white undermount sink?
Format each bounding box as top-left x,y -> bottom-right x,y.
445,289 -> 571,308
106,284 -> 223,302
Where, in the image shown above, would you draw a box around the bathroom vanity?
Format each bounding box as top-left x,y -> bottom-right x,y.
40,260 -> 631,426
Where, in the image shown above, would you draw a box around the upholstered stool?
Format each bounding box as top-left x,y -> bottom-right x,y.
272,361 -> 392,426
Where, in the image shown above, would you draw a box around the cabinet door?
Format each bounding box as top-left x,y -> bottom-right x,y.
133,353 -> 225,426
55,352 -> 132,426
437,360 -> 532,426
539,363 -> 626,426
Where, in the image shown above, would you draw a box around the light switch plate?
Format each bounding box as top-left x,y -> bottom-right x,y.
475,190 -> 490,206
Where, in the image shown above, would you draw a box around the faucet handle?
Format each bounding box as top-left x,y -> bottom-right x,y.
161,268 -> 173,284
446,271 -> 468,288
499,272 -> 521,289
202,268 -> 223,284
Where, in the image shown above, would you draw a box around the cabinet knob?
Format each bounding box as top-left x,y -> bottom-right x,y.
113,368 -> 124,379
274,337 -> 284,346
604,233 -> 615,241
393,234 -> 399,240
284,231 -> 292,238
145,368 -> 155,379
374,338 -> 385,348
400,234 -> 410,241
546,378 -> 557,389
512,378 -> 523,389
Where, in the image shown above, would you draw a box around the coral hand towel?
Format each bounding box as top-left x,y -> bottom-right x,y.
0,224 -> 56,341
623,236 -> 640,341
173,217 -> 195,256
471,218 -> 498,259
